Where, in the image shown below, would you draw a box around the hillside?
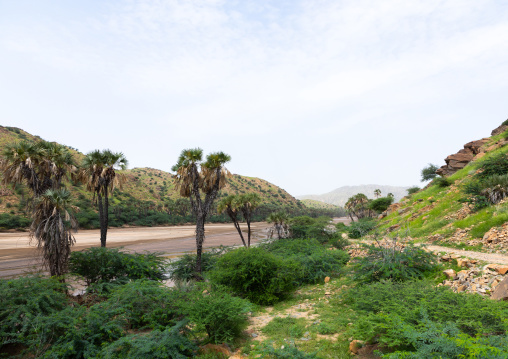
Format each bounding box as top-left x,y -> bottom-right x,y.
300,199 -> 342,210
376,122 -> 508,254
298,184 -> 410,206
0,126 -> 324,229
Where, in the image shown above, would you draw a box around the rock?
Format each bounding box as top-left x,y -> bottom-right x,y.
491,123 -> 508,136
457,285 -> 467,293
324,276 -> 330,283
388,224 -> 400,232
457,258 -> 469,267
349,340 -> 364,354
436,138 -> 489,176
496,266 -> 508,275
398,207 -> 411,215
491,276 -> 508,300
341,233 -> 349,239
324,291 -> 331,296
443,269 -> 457,279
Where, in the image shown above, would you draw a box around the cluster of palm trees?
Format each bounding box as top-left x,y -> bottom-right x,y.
0,140 -> 126,276
217,193 -> 261,247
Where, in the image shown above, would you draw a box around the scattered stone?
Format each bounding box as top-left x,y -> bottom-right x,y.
457,258 -> 469,267
388,224 -> 400,232
443,269 -> 457,279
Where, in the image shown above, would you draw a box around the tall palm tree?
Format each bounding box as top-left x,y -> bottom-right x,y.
237,193 -> 261,247
374,189 -> 381,198
77,149 -> 128,247
30,189 -> 78,277
217,195 -> 246,247
172,148 -> 230,276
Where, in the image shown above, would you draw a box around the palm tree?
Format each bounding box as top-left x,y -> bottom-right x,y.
172,148 -> 230,276
374,189 -> 381,198
267,211 -> 289,239
387,193 -> 394,199
237,193 -> 261,247
0,141 -> 75,198
217,195 -> 246,247
77,149 -> 128,247
345,193 -> 370,221
30,189 -> 78,277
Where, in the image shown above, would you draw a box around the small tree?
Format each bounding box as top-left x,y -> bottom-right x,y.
172,148 -> 231,276
217,195 -> 246,247
374,189 -> 381,198
238,193 -> 261,247
267,211 -> 290,239
387,192 -> 394,199
345,193 -> 371,221
407,186 -> 420,195
421,163 -> 439,182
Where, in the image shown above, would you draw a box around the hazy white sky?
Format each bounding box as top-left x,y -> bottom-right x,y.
1,0 -> 507,196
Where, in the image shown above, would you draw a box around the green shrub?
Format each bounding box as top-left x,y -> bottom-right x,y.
0,213 -> 30,229
352,242 -> 437,283
102,280 -> 183,330
183,285 -> 252,344
348,218 -> 376,239
477,153 -> 508,178
209,247 -> 298,305
369,197 -> 394,213
344,280 -> 508,350
261,317 -> 306,338
503,119 -> 508,126
433,176 -> 452,187
407,187 -> 420,195
0,276 -> 68,350
69,247 -> 168,286
420,163 -> 439,182
98,320 -> 196,359
169,247 -> 227,282
254,342 -> 318,358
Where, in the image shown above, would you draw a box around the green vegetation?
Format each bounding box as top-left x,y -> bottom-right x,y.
421,163 -> 439,182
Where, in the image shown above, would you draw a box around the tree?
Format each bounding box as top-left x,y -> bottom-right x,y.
172,148 -> 231,276
345,193 -> 371,221
267,211 -> 290,239
421,163 -> 439,182
0,140 -> 77,276
374,189 -> 381,198
238,193 -> 261,247
77,150 -> 128,247
387,193 -> 394,199
30,189 -> 78,277
217,193 -> 262,248
407,186 -> 420,195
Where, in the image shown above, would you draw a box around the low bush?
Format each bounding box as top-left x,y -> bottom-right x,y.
348,218 -> 376,239
476,153 -> 508,178
0,213 -> 30,229
101,280 -> 183,330
98,320 -> 196,358
433,176 -> 452,187
209,247 -> 298,305
0,276 -> 68,350
344,280 -> 508,352
183,285 -> 252,344
253,342 -> 318,358
169,247 -> 227,282
69,247 -> 168,286
407,187 -> 420,195
352,241 -> 437,283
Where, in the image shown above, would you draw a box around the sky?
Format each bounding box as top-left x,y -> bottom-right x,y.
1,0 -> 507,196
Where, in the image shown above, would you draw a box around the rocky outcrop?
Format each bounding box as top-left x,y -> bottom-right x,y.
436,138 -> 489,176
491,123 -> 508,136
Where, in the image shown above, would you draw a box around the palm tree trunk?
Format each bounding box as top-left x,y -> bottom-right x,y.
246,218 -> 252,248
103,186 -> 109,247
233,220 -> 247,247
195,213 -> 205,278
98,193 -> 106,247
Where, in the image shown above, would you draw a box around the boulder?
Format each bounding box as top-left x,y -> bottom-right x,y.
443,269 -> 457,279
349,340 -> 364,354
491,124 -> 508,136
491,276 -> 508,301
436,138 -> 489,176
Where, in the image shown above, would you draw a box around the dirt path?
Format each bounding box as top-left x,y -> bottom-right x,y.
425,244 -> 508,265
0,222 -> 270,278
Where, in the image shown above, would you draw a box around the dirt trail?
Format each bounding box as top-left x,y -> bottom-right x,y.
425,244 -> 508,265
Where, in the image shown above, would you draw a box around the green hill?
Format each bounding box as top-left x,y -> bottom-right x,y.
376,122 -> 508,253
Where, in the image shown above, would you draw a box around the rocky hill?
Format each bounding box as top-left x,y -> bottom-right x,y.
299,199 -> 344,211
377,122 -> 508,254
298,184 -> 410,206
0,126 -> 308,228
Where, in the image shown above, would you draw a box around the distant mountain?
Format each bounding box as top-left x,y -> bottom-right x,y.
298,185 -> 411,206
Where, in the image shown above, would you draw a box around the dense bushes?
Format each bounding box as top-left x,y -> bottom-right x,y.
352,241 -> 437,283
0,276 -> 68,350
69,247 -> 168,286
169,247 -> 228,282
209,247 -> 298,305
0,213 -> 30,229
476,153 -> 508,178
368,197 -> 394,213
347,218 -> 377,239
344,280 -> 508,355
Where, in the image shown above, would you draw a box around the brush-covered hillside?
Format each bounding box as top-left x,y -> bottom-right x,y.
0,126 -> 343,229
376,121 -> 508,254
300,199 -> 343,211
